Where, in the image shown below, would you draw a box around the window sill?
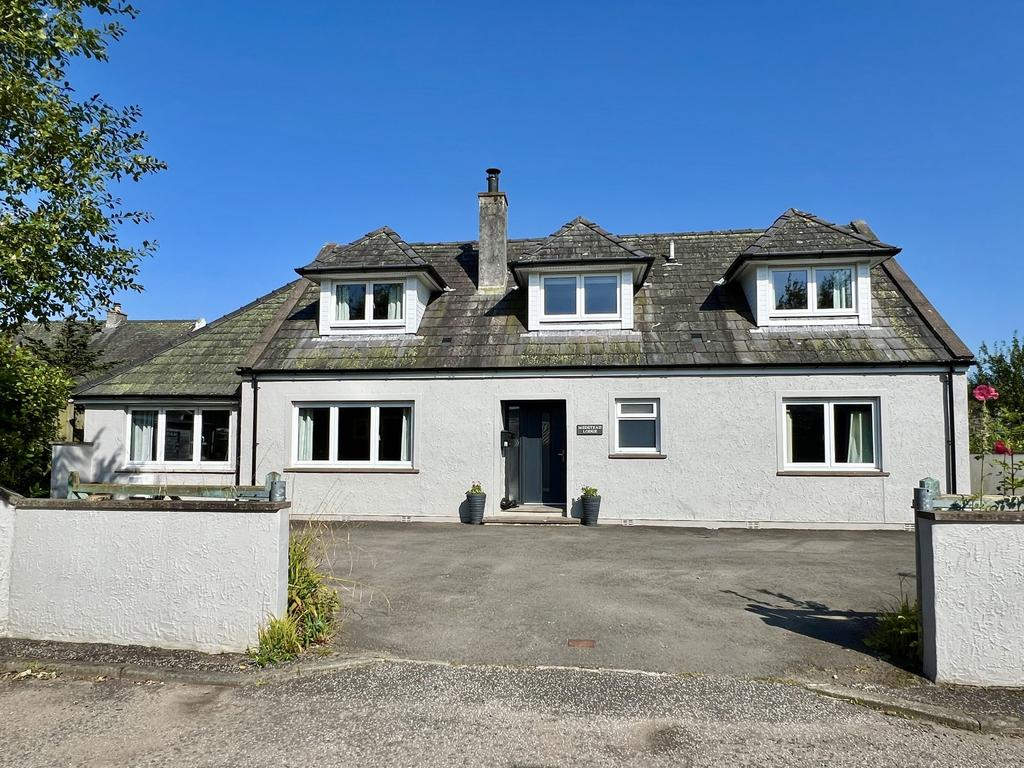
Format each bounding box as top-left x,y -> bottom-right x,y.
776,470 -> 889,478
117,465 -> 235,474
284,466 -> 419,474
608,453 -> 667,460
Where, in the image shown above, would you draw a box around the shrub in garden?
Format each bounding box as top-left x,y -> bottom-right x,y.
865,592 -> 920,670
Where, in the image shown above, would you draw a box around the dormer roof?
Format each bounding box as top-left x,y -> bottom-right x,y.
724,209 -> 900,280
296,226 -> 447,289
509,216 -> 654,286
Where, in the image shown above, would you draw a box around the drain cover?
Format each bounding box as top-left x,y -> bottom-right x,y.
567,639 -> 596,648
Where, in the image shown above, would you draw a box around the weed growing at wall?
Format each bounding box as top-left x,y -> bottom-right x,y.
251,523 -> 341,666
865,592 -> 920,671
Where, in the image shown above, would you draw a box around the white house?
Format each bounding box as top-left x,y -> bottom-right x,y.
64,169 -> 973,528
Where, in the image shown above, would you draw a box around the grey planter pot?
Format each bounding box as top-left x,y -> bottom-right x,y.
465,492 -> 486,525
580,495 -> 601,526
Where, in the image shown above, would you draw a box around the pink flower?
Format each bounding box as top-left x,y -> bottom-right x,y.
973,384 -> 1000,402
994,440 -> 1009,455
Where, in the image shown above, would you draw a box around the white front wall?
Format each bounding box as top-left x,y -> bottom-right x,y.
918,517 -> 1024,686
1,500 -> 288,653
239,369 -> 967,527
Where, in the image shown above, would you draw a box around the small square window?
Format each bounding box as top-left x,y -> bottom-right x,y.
372,283 -> 404,321
336,283 -> 366,321
615,399 -> 660,453
584,275 -> 618,315
816,268 -> 854,310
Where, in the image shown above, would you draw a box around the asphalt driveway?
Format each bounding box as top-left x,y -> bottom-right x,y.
322,522 -> 917,681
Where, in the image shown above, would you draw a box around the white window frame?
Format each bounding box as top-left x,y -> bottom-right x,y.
769,265 -> 857,317
779,397 -> 881,471
613,398 -> 661,454
291,401 -> 414,468
540,272 -> 621,322
333,280 -> 406,327
123,407 -> 235,469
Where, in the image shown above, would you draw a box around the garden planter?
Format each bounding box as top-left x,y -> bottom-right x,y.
465,492 -> 486,524
580,495 -> 601,526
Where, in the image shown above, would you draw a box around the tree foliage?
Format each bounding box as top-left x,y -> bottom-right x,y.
24,314 -> 107,380
0,335 -> 72,493
0,0 -> 164,331
969,332 -> 1024,453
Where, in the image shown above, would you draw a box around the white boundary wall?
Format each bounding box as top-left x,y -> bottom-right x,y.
0,491 -> 288,654
917,510 -> 1024,686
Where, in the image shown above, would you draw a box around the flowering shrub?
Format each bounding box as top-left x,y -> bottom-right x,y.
973,384 -> 1000,402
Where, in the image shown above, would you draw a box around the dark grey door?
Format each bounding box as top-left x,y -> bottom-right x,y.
502,401 -> 566,506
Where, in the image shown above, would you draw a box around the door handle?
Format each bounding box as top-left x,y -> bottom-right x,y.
557,449 -> 566,462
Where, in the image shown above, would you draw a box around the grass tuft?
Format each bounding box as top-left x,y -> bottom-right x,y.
865,591 -> 920,669
251,522 -> 341,667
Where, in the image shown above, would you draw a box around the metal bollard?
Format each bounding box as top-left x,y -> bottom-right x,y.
913,486 -> 934,513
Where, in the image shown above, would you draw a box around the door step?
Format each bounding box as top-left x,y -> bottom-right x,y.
485,512 -> 576,525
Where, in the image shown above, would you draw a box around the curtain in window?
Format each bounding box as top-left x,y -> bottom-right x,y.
832,271 -> 852,309
337,285 -> 351,321
399,408 -> 409,461
130,411 -> 156,462
846,409 -> 873,463
387,284 -> 402,320
298,409 -> 315,461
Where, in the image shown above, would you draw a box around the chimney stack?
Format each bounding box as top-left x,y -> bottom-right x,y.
105,303 -> 127,329
477,168 -> 508,292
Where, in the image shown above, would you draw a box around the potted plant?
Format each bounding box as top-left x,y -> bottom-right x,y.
580,486 -> 601,526
465,481 -> 486,525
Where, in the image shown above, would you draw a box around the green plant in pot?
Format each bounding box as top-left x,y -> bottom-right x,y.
465,480 -> 486,524
580,486 -> 601,526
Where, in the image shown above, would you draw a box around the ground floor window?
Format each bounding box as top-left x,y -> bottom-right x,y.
128,408 -> 233,465
294,403 -> 412,466
783,398 -> 879,469
614,398 -> 660,453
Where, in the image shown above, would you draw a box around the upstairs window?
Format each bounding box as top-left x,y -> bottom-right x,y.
771,266 -> 855,315
541,274 -> 620,321
127,408 -> 233,465
335,281 -> 404,324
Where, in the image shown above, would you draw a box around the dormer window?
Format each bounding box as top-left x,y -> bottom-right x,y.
335,281 -> 404,324
541,274 -> 620,321
771,266 -> 855,316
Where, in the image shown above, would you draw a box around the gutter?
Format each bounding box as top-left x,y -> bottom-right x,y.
250,373 -> 259,486
946,365 -> 958,494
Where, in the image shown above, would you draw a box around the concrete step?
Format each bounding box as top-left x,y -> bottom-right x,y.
484,513 -> 577,525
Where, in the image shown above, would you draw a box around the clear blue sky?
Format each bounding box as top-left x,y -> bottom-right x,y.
77,1 -> 1022,353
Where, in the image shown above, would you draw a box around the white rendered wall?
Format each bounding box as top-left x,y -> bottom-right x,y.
0,492 -> 13,636
3,500 -> 288,653
918,516 -> 1024,686
249,369 -> 965,527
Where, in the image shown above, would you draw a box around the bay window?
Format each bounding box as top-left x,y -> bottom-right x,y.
335,281 -> 404,324
771,266 -> 855,315
294,403 -> 413,466
783,398 -> 879,470
127,408 -> 233,465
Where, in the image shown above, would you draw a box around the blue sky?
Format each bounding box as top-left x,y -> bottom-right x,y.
77,1 -> 1022,352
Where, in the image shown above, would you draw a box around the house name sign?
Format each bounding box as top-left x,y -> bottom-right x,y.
576,424 -> 603,436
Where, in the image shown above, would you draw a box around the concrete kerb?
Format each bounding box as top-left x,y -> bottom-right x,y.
801,682 -> 1024,737
3,652 -> 1023,736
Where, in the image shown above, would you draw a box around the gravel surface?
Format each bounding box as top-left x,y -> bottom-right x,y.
1,660 -> 1021,767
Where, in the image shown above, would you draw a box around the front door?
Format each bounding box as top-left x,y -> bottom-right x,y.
502,401 -> 566,507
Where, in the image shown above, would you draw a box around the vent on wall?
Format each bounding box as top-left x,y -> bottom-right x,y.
746,521 -> 761,530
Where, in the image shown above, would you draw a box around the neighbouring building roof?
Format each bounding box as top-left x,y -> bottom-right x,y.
73,210 -> 973,399
18,318 -> 199,386
74,284 -> 295,398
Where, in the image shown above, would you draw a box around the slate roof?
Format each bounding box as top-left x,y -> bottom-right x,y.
73,210 -> 972,398
18,319 -> 198,385
297,226 -> 447,288
75,284 -> 295,398
742,209 -> 899,256
512,217 -> 654,276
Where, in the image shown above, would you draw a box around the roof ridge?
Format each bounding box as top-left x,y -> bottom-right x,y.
74,280 -> 300,397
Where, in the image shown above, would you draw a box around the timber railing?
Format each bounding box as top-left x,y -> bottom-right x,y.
66,471 -> 286,502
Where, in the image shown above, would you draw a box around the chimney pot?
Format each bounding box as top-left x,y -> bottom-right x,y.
486,168 -> 501,194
